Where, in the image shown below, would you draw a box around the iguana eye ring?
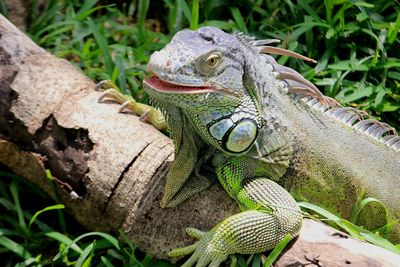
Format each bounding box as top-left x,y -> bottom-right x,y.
204,53 -> 222,68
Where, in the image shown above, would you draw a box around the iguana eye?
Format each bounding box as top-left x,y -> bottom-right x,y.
204,53 -> 222,68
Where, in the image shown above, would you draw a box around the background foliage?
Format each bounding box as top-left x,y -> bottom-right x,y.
23,0 -> 400,128
0,0 -> 399,266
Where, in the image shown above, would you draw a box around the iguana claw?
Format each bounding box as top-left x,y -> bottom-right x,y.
169,227 -> 228,267
96,80 -> 167,130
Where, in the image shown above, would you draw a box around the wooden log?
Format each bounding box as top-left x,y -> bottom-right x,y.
0,14 -> 399,266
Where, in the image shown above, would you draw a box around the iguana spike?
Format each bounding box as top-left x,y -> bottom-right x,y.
383,135 -> 400,146
327,108 -> 366,126
353,119 -> 378,131
395,143 -> 400,152
367,122 -> 394,136
372,127 -> 394,138
288,87 -> 329,107
354,120 -> 394,136
275,71 -> 328,105
253,39 -> 281,46
335,108 -> 363,122
262,54 -> 278,64
322,108 -> 399,152
327,107 -> 350,117
365,124 -> 383,135
258,46 -> 317,63
305,98 -> 330,112
265,60 -> 340,108
383,136 -> 400,152
325,97 -> 341,108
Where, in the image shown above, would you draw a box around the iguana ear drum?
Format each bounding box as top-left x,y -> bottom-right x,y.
225,119 -> 258,153
209,118 -> 258,153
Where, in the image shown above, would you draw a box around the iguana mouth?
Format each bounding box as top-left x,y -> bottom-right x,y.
144,75 -> 216,94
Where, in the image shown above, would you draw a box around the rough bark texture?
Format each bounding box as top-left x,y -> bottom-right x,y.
0,14 -> 399,266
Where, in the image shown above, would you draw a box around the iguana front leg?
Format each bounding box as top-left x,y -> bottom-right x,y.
96,80 -> 167,130
170,157 -> 302,266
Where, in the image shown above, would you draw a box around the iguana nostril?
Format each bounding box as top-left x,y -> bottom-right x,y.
166,59 -> 172,68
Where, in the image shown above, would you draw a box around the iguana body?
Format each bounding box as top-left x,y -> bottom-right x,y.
104,26 -> 400,266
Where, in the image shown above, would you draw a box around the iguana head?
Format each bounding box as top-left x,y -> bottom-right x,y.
143,26 -> 262,155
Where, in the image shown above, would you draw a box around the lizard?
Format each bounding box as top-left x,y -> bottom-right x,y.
98,26 -> 400,266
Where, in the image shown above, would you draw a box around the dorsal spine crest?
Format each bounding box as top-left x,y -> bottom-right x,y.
246,34 -> 400,153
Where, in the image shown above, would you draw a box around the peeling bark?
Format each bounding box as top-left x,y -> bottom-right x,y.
0,14 -> 399,266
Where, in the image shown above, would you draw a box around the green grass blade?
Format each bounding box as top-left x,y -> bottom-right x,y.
119,229 -> 136,253
263,234 -> 291,267
115,55 -> 127,94
76,5 -> 115,21
75,240 -> 95,267
0,197 -> 15,210
14,257 -> 39,267
297,0 -> 321,22
106,248 -> 126,262
230,7 -> 248,34
324,0 -> 333,24
10,181 -> 28,234
111,66 -> 119,84
299,202 -> 400,254
38,25 -> 75,45
29,204 -> 65,228
237,255 -> 247,267
65,232 -> 120,256
0,0 -> 9,17
0,228 -> 22,236
178,0 -> 192,23
200,20 -> 235,31
190,0 -> 199,30
45,170 -> 67,232
338,85 -> 373,103
88,18 -> 114,76
251,254 -> 261,267
167,0 -> 183,33
100,256 -> 114,267
291,21 -> 330,40
45,231 -> 83,254
0,236 -> 32,259
33,20 -> 77,39
141,254 -> 153,266
388,12 -> 400,44
361,28 -> 385,53
29,0 -> 63,34
75,0 -> 99,20
137,0 -> 150,37
229,254 -> 238,267
353,1 -> 374,8
342,220 -> 400,255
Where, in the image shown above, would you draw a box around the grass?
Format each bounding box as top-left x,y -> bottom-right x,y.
0,171 -> 174,267
1,0 -> 400,266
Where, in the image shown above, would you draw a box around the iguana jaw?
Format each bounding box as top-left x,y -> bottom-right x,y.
144,75 -> 216,94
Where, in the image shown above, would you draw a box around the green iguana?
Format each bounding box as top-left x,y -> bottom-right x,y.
99,26 -> 400,266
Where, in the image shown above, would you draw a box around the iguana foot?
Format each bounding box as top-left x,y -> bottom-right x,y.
169,227 -> 228,267
96,80 -> 167,130
169,208 -> 300,267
